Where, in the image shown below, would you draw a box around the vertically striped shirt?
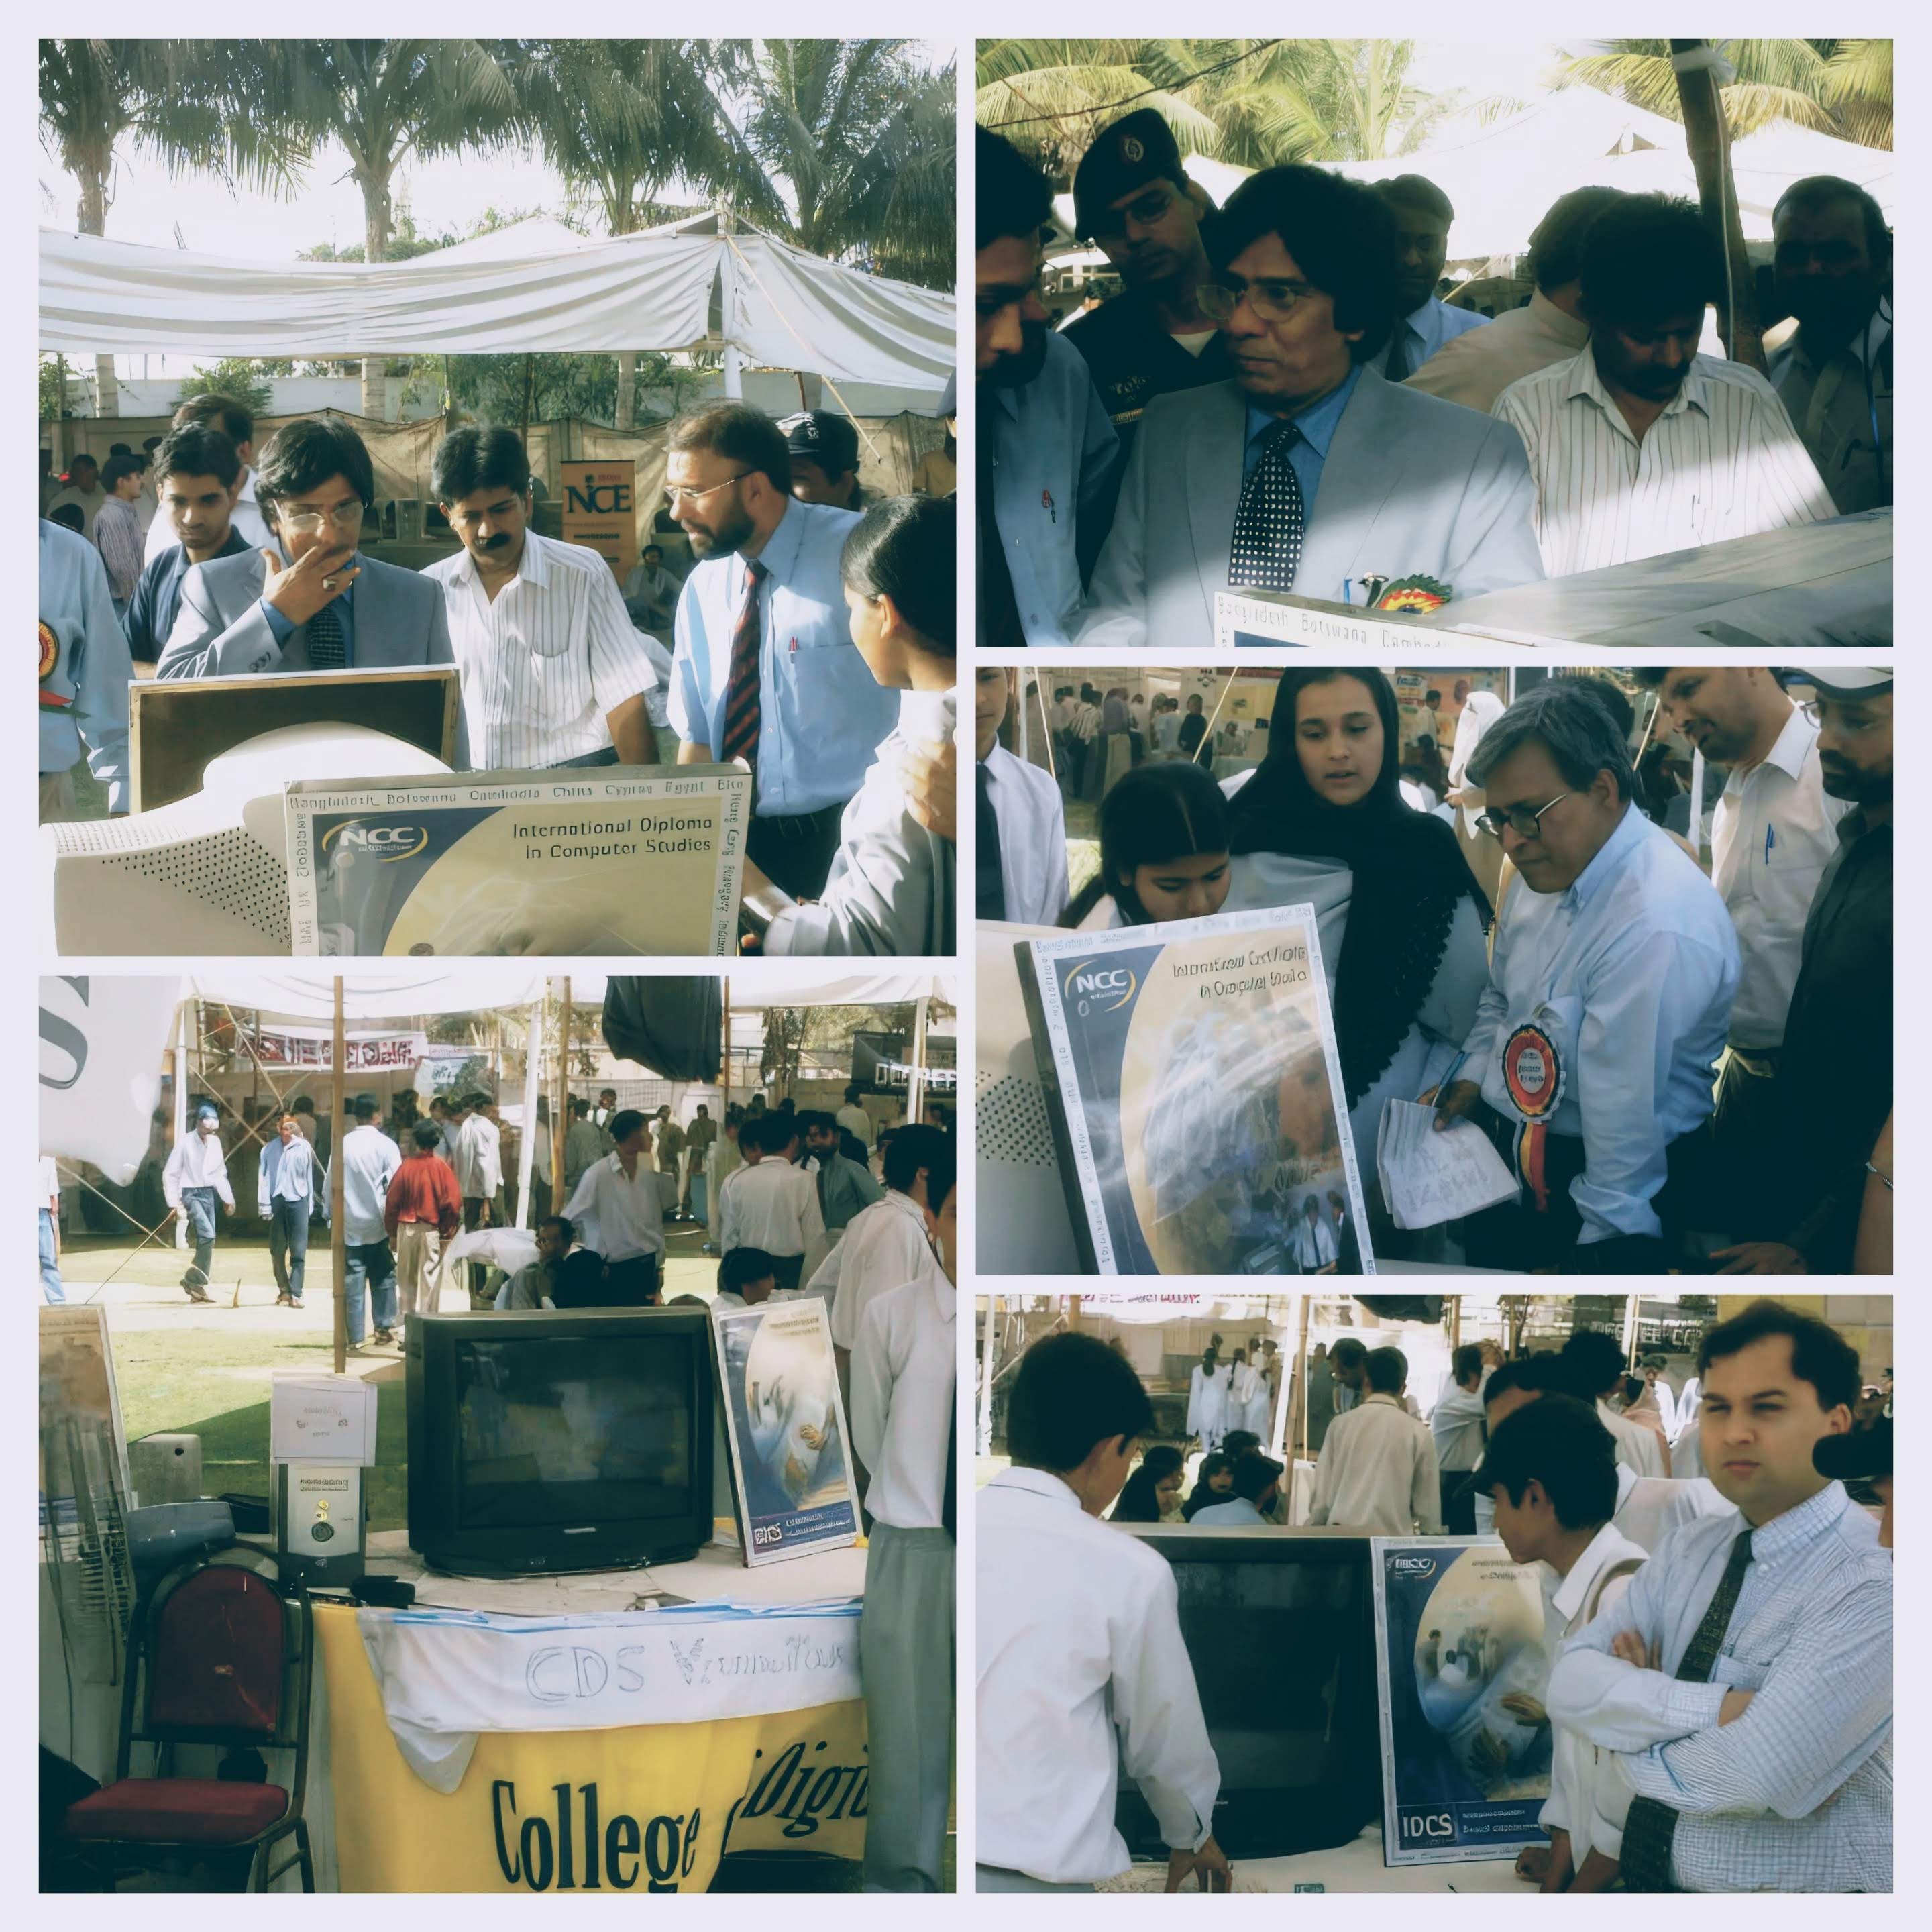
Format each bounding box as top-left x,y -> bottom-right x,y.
423,529 -> 659,769
1492,347 -> 1837,578
94,494 -> 145,602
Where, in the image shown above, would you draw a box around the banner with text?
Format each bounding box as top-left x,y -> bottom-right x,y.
39,975 -> 184,1183
561,460 -> 639,585
242,1024 -> 429,1071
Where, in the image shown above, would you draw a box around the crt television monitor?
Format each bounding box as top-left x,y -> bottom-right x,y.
1114,1528 -> 1379,1860
407,1308 -> 713,1577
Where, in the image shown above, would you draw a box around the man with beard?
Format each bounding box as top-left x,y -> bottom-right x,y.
1766,176 -> 1892,513
1712,668 -> 1891,1275
1493,195 -> 1836,578
1062,111 -> 1232,462
425,426 -> 660,769
1635,667 -> 1851,1189
1081,164 -> 1542,645
663,402 -> 895,898
1371,174 -> 1490,380
977,126 -> 1121,648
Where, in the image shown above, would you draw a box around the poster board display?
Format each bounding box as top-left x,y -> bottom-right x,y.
561,460 -> 640,584
284,765 -> 748,955
130,666 -> 462,813
712,1299 -> 861,1567
1215,590 -> 1461,653
1014,906 -> 1374,1275
1370,1536 -> 1553,1866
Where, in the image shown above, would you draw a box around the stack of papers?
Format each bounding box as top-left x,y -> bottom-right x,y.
1376,1099 -> 1521,1231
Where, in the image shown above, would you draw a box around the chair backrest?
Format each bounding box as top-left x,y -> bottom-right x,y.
141,1564 -> 288,1743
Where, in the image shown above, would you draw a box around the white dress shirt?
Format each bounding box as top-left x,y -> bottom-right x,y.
1307,1393 -> 1443,1535
1287,1213 -> 1338,1271
718,1158 -> 824,1258
1610,1464 -> 1736,1553
1539,1521 -> 1648,1868
162,1132 -> 235,1209
143,466 -> 271,561
1493,347 -> 1837,578
1406,290 -> 1591,413
977,1466 -> 1220,1884
1599,1400 -> 1666,1479
980,741 -> 1070,926
849,1274 -> 955,1529
451,1114 -> 502,1198
835,1102 -> 873,1149
827,1190 -> 938,1350
422,530 -> 658,769
562,1151 -> 665,1262
1710,704 -> 1853,1051
1430,1376 -> 1489,1474
339,1123 -> 401,1246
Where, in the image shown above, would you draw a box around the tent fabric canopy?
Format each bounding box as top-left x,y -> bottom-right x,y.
38,226 -> 953,394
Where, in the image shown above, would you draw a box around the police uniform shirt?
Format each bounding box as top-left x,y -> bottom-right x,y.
1063,289 -> 1236,460
39,519 -> 133,810
1458,804 -> 1741,1244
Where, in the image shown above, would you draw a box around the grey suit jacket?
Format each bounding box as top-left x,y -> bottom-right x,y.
1081,368 -> 1544,647
156,547 -> 456,680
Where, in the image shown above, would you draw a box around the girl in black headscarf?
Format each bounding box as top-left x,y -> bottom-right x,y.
1222,669 -> 1492,1230
1109,1444 -> 1186,1523
1060,760 -> 1233,928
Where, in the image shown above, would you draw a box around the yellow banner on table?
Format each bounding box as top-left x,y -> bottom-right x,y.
561,460 -> 639,585
315,1605 -> 866,1892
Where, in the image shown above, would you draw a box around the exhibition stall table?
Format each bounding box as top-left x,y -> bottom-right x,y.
294,1532 -> 869,1892
1101,1824 -> 1521,1893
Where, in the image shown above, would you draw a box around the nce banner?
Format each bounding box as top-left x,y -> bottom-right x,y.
284,766 -> 748,955
1371,1537 -> 1553,1866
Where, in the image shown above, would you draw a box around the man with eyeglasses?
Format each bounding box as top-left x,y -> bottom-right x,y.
663,401 -> 896,899
1432,680 -> 1740,1273
1632,666 -> 1851,1199
1709,667 -> 1891,1276
977,125 -> 1121,649
423,425 -> 659,770
155,418 -> 460,710
1082,164 -> 1541,647
1061,111 -> 1232,464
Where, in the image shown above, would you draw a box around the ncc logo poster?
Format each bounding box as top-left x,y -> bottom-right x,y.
1371,1537 -> 1552,1865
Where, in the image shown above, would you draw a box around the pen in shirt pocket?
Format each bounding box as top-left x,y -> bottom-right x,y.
1764,824 -> 1775,863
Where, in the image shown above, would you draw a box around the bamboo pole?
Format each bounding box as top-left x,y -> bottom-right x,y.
553,979 -> 569,1210
172,1002 -> 189,1254
977,1296 -> 998,1455
331,978 -> 347,1373
909,995 -> 930,1126
1670,39 -> 1763,370
1296,1295 -> 1313,1464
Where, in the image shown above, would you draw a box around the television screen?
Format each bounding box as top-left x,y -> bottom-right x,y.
453,1332 -> 697,1531
1116,1535 -> 1379,1859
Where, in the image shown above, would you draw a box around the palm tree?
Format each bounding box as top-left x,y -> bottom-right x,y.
254,40 -> 527,416
744,41 -> 957,290
38,40 -> 301,419
1551,38 -> 1892,148
512,40 -> 784,428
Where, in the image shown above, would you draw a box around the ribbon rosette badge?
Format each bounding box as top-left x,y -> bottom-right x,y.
1375,575 -> 1452,614
1501,1022 -> 1564,1119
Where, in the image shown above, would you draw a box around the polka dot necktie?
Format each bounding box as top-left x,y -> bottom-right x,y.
1228,419 -> 1307,594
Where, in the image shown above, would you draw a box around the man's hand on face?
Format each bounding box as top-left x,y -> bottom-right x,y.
262,543 -> 359,627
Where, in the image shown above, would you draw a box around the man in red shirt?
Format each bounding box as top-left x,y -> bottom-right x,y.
384,1121 -> 464,1326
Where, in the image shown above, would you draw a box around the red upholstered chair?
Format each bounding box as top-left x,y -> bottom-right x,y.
64,1550 -> 314,1892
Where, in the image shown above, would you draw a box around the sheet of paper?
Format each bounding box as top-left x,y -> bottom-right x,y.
1376,1099 -> 1521,1231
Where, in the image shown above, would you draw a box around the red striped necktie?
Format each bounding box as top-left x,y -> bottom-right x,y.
721,559 -> 768,777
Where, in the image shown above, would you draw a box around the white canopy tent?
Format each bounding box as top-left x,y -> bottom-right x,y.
38,223 -> 953,399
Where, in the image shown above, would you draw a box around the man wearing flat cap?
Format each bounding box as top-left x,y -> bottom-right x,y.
1063,109 -> 1233,464
782,411 -> 869,513
1714,667 -> 1892,1276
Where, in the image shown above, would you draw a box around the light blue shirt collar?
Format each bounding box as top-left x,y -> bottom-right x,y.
749,496 -> 809,585
1562,800 -> 1646,912
1244,363 -> 1362,462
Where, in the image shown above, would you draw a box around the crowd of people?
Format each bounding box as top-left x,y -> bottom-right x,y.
977,111 -> 1891,645
980,661 -> 1891,1275
40,396 -> 959,956
977,1301 -> 1892,1892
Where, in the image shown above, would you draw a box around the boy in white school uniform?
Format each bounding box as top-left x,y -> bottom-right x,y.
1485,1394 -> 1649,1893
849,1146 -> 957,1892
975,664 -> 1069,923
977,1332 -> 1230,1892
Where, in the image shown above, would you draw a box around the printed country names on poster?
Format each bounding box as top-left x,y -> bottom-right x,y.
1014,904 -> 1375,1275
284,765 -> 748,956
1371,1536 -> 1554,1866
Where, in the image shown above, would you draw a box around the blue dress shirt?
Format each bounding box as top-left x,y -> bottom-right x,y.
1241,364 -> 1364,511
1189,1496 -> 1271,1528
1461,804 -> 1740,1242
39,519 -> 132,812
261,568 -> 356,662
985,329 -> 1121,647
1550,1481 -> 1890,1893
258,1134 -> 326,1215
125,529 -> 252,665
668,497 -> 896,819
1392,297 -> 1491,378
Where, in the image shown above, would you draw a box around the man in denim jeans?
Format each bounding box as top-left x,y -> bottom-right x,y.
163,1104 -> 234,1304
40,1157 -> 66,1305
258,1112 -> 327,1307
339,1094 -> 402,1346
